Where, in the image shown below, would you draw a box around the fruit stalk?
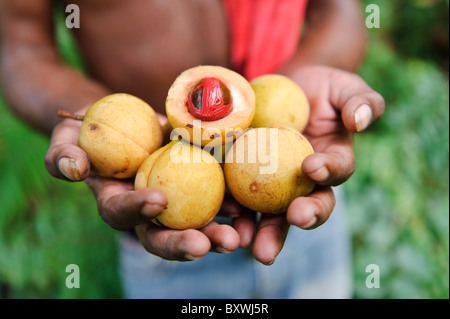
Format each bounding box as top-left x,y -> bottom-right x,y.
57,109 -> 85,121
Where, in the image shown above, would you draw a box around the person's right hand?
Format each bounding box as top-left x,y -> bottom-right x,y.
44,109 -> 240,261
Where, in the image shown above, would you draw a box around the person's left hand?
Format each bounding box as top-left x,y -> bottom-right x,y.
222,65 -> 385,265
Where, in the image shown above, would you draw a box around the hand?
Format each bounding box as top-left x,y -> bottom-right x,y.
221,195 -> 290,266
287,65 -> 385,228
44,110 -> 240,261
224,65 -> 385,265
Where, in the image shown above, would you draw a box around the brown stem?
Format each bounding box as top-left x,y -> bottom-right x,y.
57,109 -> 84,121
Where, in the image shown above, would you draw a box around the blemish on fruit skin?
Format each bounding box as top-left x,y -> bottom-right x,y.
289,114 -> 295,123
113,167 -> 128,175
249,181 -> 258,192
226,131 -> 239,138
89,124 -> 98,131
210,133 -> 220,139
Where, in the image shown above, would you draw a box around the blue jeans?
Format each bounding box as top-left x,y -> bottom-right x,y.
118,187 -> 352,299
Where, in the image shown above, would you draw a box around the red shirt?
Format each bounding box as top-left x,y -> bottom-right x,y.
223,0 -> 309,80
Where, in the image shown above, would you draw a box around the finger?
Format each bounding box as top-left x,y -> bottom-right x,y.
86,177 -> 168,230
220,194 -> 257,248
136,222 -> 211,261
200,221 -> 240,253
302,140 -> 355,186
252,214 -> 289,265
232,210 -> 256,249
44,119 -> 90,181
286,186 -> 335,230
329,70 -> 386,132
156,113 -> 169,127
220,193 -> 246,218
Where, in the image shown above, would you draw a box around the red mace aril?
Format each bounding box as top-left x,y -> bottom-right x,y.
166,65 -> 255,146
185,77 -> 233,121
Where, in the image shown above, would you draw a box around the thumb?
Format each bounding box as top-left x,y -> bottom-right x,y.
44,119 -> 90,181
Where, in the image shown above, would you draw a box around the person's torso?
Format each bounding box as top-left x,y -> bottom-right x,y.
63,0 -> 307,114
66,0 -> 230,114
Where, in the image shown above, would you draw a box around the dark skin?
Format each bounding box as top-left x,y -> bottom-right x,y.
0,0 -> 384,264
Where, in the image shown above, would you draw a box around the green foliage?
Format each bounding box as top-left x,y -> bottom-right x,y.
54,1 -> 87,73
364,0 -> 449,71
0,4 -> 121,297
0,93 -> 122,298
348,0 -> 449,298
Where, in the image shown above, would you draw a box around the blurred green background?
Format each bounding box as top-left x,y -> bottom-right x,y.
0,0 -> 448,298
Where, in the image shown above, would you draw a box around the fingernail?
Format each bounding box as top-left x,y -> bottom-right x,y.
301,216 -> 317,229
147,191 -> 167,207
355,104 -> 373,132
58,157 -> 81,181
216,245 -> 232,254
141,203 -> 165,217
264,260 -> 275,266
309,166 -> 329,182
184,253 -> 201,261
